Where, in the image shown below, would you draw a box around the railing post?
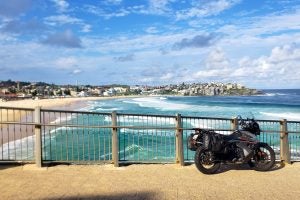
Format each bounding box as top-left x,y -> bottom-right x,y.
175,113 -> 184,166
34,107 -> 42,168
231,117 -> 238,131
280,119 -> 291,164
111,111 -> 119,167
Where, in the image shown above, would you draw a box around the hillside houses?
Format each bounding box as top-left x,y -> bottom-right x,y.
0,80 -> 260,101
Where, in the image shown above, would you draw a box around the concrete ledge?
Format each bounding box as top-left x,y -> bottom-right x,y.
22,164 -> 48,171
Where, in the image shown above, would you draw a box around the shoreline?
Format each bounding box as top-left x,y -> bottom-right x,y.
0,96 -> 144,147
0,95 -> 146,110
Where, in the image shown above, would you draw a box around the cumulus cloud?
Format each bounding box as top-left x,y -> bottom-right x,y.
114,53 -> 135,62
0,0 -> 32,18
173,33 -> 220,50
42,30 -> 83,48
174,43 -> 300,86
268,44 -> 300,63
138,65 -> 187,83
205,48 -> 229,69
229,43 -> 300,86
194,68 -> 231,79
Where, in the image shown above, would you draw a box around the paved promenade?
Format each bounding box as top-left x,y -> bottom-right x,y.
0,162 -> 300,200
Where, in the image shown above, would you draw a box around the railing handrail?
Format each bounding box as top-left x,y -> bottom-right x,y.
1,106 -> 300,123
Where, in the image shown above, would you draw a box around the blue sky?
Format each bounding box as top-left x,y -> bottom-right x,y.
0,0 -> 300,89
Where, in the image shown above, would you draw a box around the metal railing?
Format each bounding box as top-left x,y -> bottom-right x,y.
0,107 -> 35,162
0,106 -> 299,167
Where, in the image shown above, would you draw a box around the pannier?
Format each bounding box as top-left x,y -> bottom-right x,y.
202,130 -> 224,152
188,129 -> 225,152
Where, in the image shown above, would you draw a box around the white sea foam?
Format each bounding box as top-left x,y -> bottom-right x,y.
84,101 -> 123,112
119,128 -> 174,136
95,107 -> 120,111
0,135 -> 35,160
49,126 -> 73,134
50,114 -> 75,124
104,115 -> 176,125
257,92 -> 288,97
125,97 -> 229,113
125,97 -> 192,111
78,105 -> 94,111
190,120 -> 232,135
260,112 -> 300,121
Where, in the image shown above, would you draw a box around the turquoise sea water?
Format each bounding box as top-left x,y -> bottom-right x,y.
41,89 -> 300,162
2,90 -> 300,161
84,89 -> 300,120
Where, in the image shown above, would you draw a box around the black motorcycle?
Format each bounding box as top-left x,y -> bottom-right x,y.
188,116 -> 275,174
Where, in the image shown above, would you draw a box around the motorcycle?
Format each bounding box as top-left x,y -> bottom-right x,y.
188,116 -> 275,174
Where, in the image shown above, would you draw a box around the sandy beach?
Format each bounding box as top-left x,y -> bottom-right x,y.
0,96 -> 137,144
0,95 -> 142,125
0,96 -> 137,110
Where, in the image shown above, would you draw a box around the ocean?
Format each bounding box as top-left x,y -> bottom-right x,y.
83,89 -> 300,121
73,89 -> 300,162
1,89 -> 300,161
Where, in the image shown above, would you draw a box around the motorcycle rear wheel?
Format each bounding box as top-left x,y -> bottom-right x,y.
194,147 -> 220,174
250,143 -> 275,171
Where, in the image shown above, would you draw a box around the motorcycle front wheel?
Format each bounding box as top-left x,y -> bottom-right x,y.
250,143 -> 275,171
194,147 -> 220,174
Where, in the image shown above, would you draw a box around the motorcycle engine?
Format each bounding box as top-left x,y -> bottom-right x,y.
234,147 -> 244,160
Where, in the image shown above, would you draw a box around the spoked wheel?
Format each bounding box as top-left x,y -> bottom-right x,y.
250,143 -> 275,171
194,147 -> 220,174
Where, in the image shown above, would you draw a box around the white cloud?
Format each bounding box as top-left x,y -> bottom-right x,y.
45,15 -> 81,25
55,57 -> 78,69
84,0 -> 175,19
268,44 -> 300,63
106,0 -> 123,5
42,29 -> 83,48
147,0 -> 175,15
230,44 -> 300,86
145,26 -> 159,34
44,15 -> 91,33
176,0 -> 241,20
72,69 -> 82,75
205,48 -> 229,69
81,24 -> 92,33
51,0 -> 69,13
194,68 -> 231,79
218,9 -> 300,39
160,72 -> 174,80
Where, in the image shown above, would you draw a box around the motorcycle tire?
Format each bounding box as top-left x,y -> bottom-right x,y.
251,143 -> 275,171
194,147 -> 220,174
